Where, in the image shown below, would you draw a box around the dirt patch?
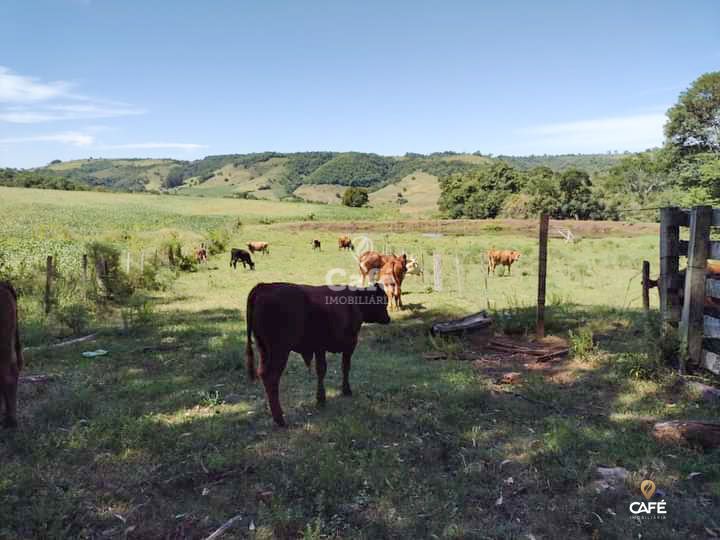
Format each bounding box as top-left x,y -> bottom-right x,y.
469,334 -> 573,382
275,218 -> 658,238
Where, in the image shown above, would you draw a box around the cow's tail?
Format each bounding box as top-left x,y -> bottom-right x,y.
245,287 -> 257,381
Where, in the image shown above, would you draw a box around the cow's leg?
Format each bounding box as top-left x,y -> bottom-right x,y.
261,350 -> 289,427
301,352 -> 313,375
0,364 -> 18,429
341,348 -> 355,396
315,351 -> 327,405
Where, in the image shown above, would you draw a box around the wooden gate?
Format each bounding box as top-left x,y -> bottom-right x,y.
659,205 -> 720,374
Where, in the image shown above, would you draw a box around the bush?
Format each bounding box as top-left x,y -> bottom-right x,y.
342,187 -> 369,207
205,227 -> 230,256
86,241 -> 133,302
56,302 -> 91,335
120,294 -> 155,333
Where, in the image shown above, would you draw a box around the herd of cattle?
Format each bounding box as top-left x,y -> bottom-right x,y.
0,238 -> 525,429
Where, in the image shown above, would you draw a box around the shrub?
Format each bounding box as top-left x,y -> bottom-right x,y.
86,241 -> 133,302
120,294 -> 155,333
56,302 -> 91,335
205,227 -> 230,255
342,187 -> 369,207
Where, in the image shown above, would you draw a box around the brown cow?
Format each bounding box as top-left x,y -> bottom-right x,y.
378,255 -> 408,311
0,282 -> 23,429
487,249 -> 521,276
245,282 -> 390,426
338,236 -> 354,251
312,239 -> 322,251
248,241 -> 270,255
359,251 -> 397,285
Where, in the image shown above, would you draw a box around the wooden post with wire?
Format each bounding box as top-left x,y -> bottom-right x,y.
44,255 -> 53,315
433,253 -> 442,292
642,260 -> 651,312
659,206 -> 683,326
536,214 -> 549,338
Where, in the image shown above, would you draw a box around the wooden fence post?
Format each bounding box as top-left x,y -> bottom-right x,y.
140,251 -> 145,273
660,207 -> 682,326
642,260 -> 651,312
679,205 -> 712,373
44,255 -> 53,315
454,254 -> 463,295
537,214 -> 549,338
433,253 -> 442,292
126,251 -> 131,274
420,252 -> 425,284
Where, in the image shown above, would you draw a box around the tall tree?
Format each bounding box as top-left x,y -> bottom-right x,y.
665,71 -> 720,154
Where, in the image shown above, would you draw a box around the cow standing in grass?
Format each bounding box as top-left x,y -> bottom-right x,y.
0,282 -> 22,429
338,236 -> 354,251
487,249 -> 521,276
245,282 -> 390,426
312,239 -> 321,251
248,241 -> 270,255
378,255 -> 408,311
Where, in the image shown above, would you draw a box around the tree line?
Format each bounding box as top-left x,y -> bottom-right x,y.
439,71 -> 720,221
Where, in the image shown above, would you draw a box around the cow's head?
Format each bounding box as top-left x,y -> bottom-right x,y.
357,283 -> 391,324
511,251 -> 521,262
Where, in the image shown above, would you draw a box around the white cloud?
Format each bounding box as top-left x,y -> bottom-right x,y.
0,66 -> 71,103
514,113 -> 666,153
0,131 -> 95,146
99,142 -> 207,150
0,66 -> 145,123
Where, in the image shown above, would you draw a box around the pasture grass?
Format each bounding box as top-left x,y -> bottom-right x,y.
1,191 -> 718,538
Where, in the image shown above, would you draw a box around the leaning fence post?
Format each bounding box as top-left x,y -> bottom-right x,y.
660,207 -> 681,326
537,214 -> 549,338
433,253 -> 442,292
44,255 -> 53,315
679,205 -> 712,373
642,260 -> 651,312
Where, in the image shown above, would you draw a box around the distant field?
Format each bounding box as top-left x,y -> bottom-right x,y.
369,170 -> 441,215
293,183 -> 346,204
1,187 -> 718,539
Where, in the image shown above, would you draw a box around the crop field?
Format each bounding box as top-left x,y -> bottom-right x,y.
1,187 -> 719,539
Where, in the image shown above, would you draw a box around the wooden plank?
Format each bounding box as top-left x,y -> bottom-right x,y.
536,213 -> 549,338
709,241 -> 720,260
701,350 -> 720,374
669,210 -> 690,227
706,278 -> 720,299
704,316 -> 720,338
679,206 -> 713,373
712,208 -> 720,227
660,207 -> 682,325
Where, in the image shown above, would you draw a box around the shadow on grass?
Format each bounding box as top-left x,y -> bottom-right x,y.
3,299 -> 719,539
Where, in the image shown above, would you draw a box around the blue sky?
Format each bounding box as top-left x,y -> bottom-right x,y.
1,0 -> 718,168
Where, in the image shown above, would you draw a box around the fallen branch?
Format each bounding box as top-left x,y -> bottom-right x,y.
24,334 -> 97,352
203,514 -> 243,540
652,420 -> 720,450
19,374 -> 56,384
535,349 -> 570,363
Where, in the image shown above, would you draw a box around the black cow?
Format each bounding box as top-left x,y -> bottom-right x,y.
312,239 -> 321,251
230,248 -> 255,270
245,282 -> 390,426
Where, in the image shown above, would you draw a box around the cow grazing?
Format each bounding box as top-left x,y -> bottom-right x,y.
248,241 -> 270,255
312,239 -> 322,251
195,245 -> 208,264
378,255 -> 408,311
487,249 -> 521,276
230,248 -> 255,270
0,282 -> 22,429
245,282 -> 390,426
338,236 -> 354,251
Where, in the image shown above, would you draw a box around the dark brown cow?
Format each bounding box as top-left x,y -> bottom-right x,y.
245,282 -> 390,426
338,236 -> 354,251
0,282 -> 22,429
378,255 -> 408,311
230,248 -> 255,270
248,241 -> 270,255
487,249 -> 521,275
312,239 -> 322,251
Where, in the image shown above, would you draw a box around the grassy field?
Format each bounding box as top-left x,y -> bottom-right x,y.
1,188 -> 719,539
